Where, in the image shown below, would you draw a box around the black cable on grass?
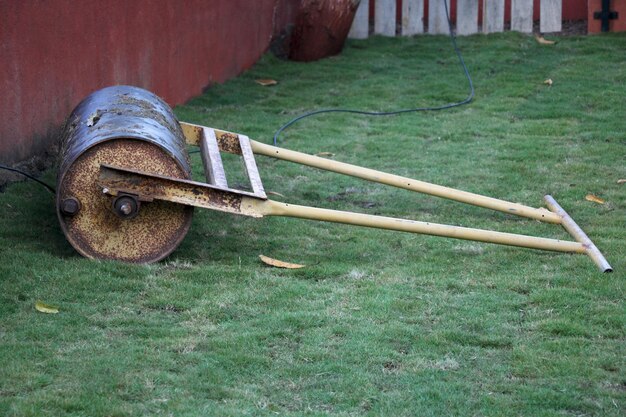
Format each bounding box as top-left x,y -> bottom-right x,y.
0,164 -> 56,194
272,0 -> 474,145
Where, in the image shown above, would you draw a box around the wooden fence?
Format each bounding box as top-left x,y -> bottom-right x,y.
349,0 -> 563,38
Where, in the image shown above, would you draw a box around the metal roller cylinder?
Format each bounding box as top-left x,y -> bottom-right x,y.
57,85 -> 193,263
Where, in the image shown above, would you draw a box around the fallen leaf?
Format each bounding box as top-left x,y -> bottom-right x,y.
266,190 -> 286,198
255,79 -> 278,86
543,78 -> 553,86
617,179 -> 625,184
35,301 -> 59,314
534,34 -> 556,45
585,194 -> 605,204
315,152 -> 335,157
259,255 -> 305,269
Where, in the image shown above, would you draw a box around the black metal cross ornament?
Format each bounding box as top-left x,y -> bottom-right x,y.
594,0 -> 619,32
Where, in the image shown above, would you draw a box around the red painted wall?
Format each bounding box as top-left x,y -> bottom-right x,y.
0,0 -> 294,166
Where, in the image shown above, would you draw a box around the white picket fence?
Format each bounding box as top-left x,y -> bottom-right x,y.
349,0 -> 563,38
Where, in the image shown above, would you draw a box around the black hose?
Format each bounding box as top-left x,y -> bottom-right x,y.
0,164 -> 56,194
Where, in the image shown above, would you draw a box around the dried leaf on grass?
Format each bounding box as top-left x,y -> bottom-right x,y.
617,179 -> 625,184
315,152 -> 335,157
585,194 -> 605,204
266,191 -> 286,198
255,79 -> 278,86
535,34 -> 556,45
543,79 -> 553,86
259,255 -> 305,269
35,301 -> 59,314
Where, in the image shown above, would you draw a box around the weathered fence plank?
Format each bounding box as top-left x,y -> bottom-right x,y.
483,0 -> 505,33
428,0 -> 450,34
375,0 -> 396,36
540,0 -> 562,33
511,0 -> 533,33
349,0 -> 369,39
401,0 -> 424,35
457,0 -> 479,35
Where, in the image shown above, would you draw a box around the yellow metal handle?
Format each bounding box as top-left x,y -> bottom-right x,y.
244,198 -> 585,254
250,140 -> 562,224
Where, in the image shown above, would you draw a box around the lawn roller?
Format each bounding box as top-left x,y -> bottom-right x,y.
56,86 -> 612,271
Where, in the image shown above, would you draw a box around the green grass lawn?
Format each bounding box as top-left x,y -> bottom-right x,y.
1,32 -> 625,416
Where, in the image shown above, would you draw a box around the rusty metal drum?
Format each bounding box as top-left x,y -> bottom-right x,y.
57,85 -> 193,263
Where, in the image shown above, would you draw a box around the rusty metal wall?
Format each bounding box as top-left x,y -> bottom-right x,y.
0,0 -> 296,167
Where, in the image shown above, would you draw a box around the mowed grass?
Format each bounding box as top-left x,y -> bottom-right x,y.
1,32 -> 625,416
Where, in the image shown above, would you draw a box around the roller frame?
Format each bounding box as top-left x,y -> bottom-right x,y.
96,121 -> 612,272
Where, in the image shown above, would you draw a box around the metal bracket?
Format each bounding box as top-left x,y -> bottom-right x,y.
98,164 -> 266,218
